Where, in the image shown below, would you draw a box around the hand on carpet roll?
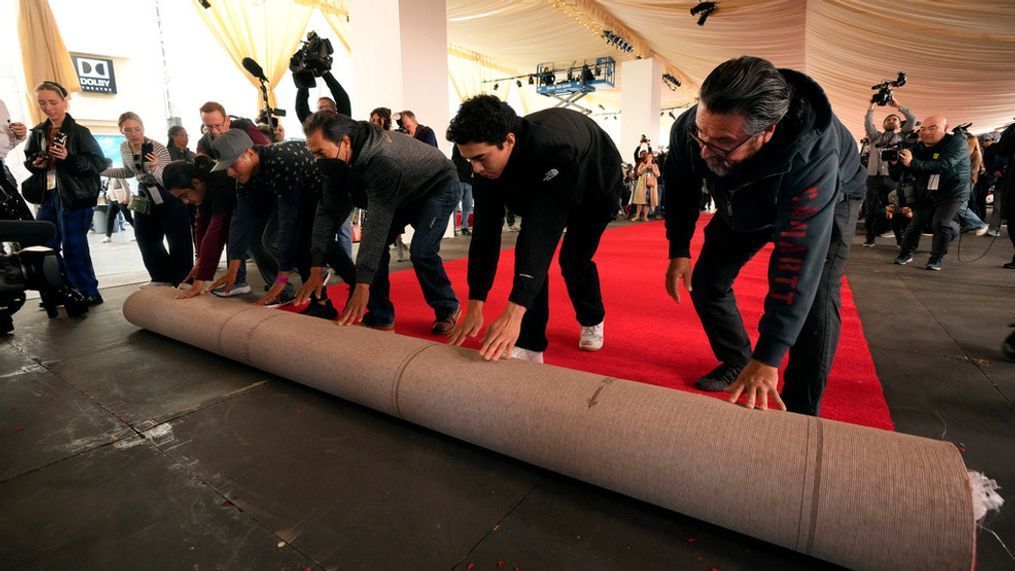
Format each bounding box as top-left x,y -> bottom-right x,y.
177,280 -> 207,300
338,284 -> 370,325
294,267 -> 326,306
479,302 -> 526,361
209,260 -> 241,296
665,258 -> 693,304
255,278 -> 289,306
726,360 -> 786,411
448,300 -> 484,347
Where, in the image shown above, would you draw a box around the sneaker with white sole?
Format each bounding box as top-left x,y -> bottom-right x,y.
579,320 -> 604,351
509,346 -> 544,363
210,282 -> 253,297
101,236 -> 112,243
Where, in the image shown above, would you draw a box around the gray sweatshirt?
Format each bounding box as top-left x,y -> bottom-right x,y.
339,124 -> 457,284
864,105 -> 916,177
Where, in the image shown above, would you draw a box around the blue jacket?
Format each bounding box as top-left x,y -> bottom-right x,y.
664,69 -> 865,367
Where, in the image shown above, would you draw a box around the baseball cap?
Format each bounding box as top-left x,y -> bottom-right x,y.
211,129 -> 254,172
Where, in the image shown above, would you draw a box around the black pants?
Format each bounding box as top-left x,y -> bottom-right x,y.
133,191 -> 194,285
900,198 -> 964,259
516,193 -> 616,352
689,198 -> 861,416
105,202 -> 134,237
864,175 -> 894,242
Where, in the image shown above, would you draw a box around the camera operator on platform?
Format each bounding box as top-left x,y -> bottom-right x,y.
892,115 -> 971,271
862,96 -> 916,248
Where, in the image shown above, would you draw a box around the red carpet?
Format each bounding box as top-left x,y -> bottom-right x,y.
305,217 -> 893,431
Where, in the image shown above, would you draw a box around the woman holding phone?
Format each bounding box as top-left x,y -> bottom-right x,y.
102,111 -> 192,285
22,81 -> 106,305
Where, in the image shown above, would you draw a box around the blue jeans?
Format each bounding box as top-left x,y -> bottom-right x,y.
337,213 -> 353,256
457,182 -> 473,230
37,191 -> 99,297
366,181 -> 460,325
956,202 -> 985,232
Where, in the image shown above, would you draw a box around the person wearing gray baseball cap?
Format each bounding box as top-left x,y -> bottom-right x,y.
208,128 -> 345,317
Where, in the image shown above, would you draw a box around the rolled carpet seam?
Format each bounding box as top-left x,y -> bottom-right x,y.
123,286 -> 978,570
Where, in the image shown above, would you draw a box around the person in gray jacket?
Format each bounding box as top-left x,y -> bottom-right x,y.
862,98 -> 917,247
298,112 -> 461,334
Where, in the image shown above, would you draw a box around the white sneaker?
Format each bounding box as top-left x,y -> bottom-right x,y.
101,236 -> 112,243
210,282 -> 253,297
509,346 -> 544,363
579,320 -> 604,351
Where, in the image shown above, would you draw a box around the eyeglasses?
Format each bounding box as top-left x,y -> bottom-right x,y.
687,126 -> 758,159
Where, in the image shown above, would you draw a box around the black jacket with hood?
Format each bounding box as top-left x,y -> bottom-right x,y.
22,113 -> 105,210
467,108 -> 624,309
663,69 -> 866,367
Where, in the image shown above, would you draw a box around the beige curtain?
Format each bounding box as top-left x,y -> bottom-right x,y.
193,0 -> 314,110
320,10 -> 351,53
18,0 -> 80,125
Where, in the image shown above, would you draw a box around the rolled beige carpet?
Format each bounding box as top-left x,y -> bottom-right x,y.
123,286 -> 976,570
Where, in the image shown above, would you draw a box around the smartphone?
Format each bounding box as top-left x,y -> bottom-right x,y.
142,141 -> 154,156
54,132 -> 68,147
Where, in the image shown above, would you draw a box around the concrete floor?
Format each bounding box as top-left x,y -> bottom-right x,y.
1,222 -> 1013,570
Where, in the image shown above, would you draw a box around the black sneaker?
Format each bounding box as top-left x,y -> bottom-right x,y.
299,297 -> 338,320
695,363 -> 744,392
924,256 -> 943,271
1002,261 -> 1015,270
893,252 -> 914,265
86,294 -> 104,306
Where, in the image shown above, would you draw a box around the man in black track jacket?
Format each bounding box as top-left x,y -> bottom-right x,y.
664,56 -> 865,415
446,95 -> 623,363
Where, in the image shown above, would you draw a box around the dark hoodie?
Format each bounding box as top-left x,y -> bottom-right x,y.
467,108 -> 624,309
663,69 -> 866,367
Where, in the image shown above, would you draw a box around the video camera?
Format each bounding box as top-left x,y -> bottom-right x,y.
877,130 -> 919,163
871,72 -> 907,106
0,220 -> 88,334
290,31 -> 335,90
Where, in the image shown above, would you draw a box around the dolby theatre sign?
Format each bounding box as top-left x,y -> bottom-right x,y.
71,54 -> 118,94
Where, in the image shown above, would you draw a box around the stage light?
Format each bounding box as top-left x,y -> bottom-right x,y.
662,73 -> 681,91
493,83 -> 499,91
690,2 -> 718,26
516,79 -> 523,88
528,75 -> 535,85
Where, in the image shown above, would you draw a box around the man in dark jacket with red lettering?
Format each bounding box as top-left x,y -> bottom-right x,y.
663,56 -> 865,415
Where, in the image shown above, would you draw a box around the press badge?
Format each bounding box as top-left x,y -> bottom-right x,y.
46,169 -> 56,191
927,174 -> 940,191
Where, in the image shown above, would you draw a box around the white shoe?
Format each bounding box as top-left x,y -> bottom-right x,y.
210,282 -> 253,297
101,236 -> 112,243
579,320 -> 604,351
974,225 -> 989,237
509,346 -> 544,363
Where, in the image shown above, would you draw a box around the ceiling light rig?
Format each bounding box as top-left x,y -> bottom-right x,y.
690,2 -> 718,26
662,73 -> 681,91
602,30 -> 634,54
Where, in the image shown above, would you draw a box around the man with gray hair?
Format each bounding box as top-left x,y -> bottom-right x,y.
663,56 -> 865,415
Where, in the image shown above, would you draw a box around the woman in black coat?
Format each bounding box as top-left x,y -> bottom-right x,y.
22,81 -> 106,304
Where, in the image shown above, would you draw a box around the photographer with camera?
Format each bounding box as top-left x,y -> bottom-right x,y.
290,31 -> 348,123
102,112 -> 192,288
396,111 -> 438,148
892,115 -> 971,271
863,96 -> 916,247
21,81 -> 105,306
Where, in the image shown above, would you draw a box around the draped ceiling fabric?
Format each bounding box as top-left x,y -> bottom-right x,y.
17,0 -> 81,125
193,0 -> 314,110
444,0 -> 1015,137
